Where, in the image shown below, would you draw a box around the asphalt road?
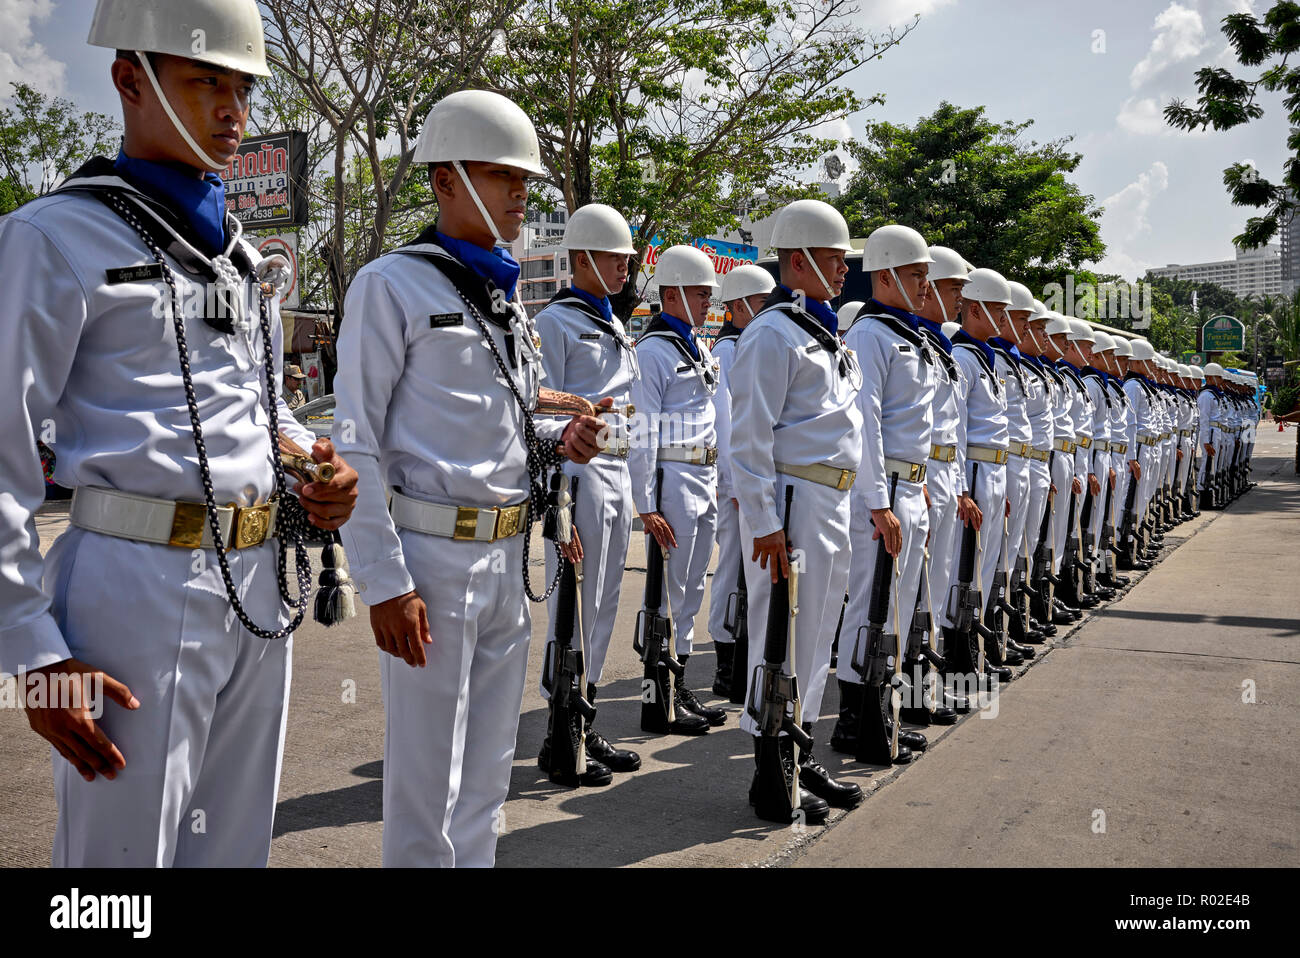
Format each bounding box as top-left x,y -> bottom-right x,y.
1,428 -> 1295,867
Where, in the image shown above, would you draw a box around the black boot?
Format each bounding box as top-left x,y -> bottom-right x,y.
898,657 -> 931,726
830,678 -> 861,754
1006,636 -> 1036,659
711,641 -> 734,697
897,727 -> 927,752
798,722 -> 864,808
538,709 -> 613,787
582,683 -> 641,773
750,737 -> 830,825
675,656 -> 725,726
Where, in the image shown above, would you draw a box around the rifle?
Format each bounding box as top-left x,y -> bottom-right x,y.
540,475 -> 597,786
746,484 -> 812,822
946,464 -> 996,681
904,550 -> 946,723
853,475 -> 901,764
724,556 -> 749,705
1118,468 -> 1140,567
1030,485 -> 1056,624
1060,486 -> 1083,605
1081,484 -> 1099,597
1100,475 -> 1118,579
633,467 -> 686,733
986,509 -> 1013,666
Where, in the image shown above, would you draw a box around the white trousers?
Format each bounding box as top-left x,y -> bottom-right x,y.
46,527 -> 292,867
841,478 -> 929,682
541,457 -> 633,694
922,458 -> 961,640
382,530 -> 531,868
941,460 -> 1006,628
1001,457 -> 1031,585
707,495 -> 744,644
649,461 -> 717,658
1023,458 -> 1052,563
1049,450 -> 1075,574
738,475 -> 851,734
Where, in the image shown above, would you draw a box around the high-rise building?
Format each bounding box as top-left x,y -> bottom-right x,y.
1148,244 -> 1282,299
1280,194 -> 1300,296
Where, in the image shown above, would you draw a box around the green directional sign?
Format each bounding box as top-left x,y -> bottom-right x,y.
1202,315 -> 1245,352
1181,351 -> 1204,366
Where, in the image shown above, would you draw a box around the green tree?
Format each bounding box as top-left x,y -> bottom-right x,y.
0,83 -> 119,215
835,102 -> 1105,292
1164,2 -> 1300,249
492,0 -> 910,315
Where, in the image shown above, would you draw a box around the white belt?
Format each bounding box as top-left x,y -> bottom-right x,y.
967,445 -> 1009,465
929,444 -> 957,463
1052,438 -> 1077,454
776,461 -> 858,490
1110,441 -> 1128,455
1029,447 -> 1051,462
1077,435 -> 1093,449
70,486 -> 279,551
658,445 -> 718,467
599,437 -> 630,459
390,489 -> 528,542
1007,441 -> 1033,459
1178,429 -> 1193,438
1137,435 -> 1159,447
883,457 -> 927,484
1093,440 -> 1110,453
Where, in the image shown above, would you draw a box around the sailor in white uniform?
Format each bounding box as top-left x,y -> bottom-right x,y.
333,91 -> 605,867
1041,315 -> 1088,618
0,0 -> 359,867
1075,324 -> 1118,601
533,203 -> 642,780
707,264 -> 776,697
833,225 -> 938,763
629,245 -> 726,732
1123,339 -> 1162,558
729,199 -> 864,819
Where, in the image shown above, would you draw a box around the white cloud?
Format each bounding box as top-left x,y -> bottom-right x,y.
1116,95 -> 1209,137
857,0 -> 958,30
0,0 -> 64,94
1094,161 -> 1171,279
1130,3 -> 1209,90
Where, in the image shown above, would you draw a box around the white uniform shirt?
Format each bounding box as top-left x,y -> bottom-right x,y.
951,337 -> 1009,497
844,309 -> 935,511
333,240 -> 564,605
991,344 -> 1032,449
728,296 -> 862,538
1020,358 -> 1055,453
0,174 -> 312,676
710,327 -> 743,500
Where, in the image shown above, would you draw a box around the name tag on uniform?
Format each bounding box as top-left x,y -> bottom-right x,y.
429,312 -> 463,329
106,264 -> 164,284
580,333 -> 601,340
895,343 -> 913,353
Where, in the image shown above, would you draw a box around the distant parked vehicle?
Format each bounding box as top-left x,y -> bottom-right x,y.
294,394 -> 335,440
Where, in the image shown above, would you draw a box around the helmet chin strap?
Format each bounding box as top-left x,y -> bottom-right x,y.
136,51 -> 230,172
936,295 -> 948,324
453,160 -> 505,246
1004,318 -> 1021,344
888,266 -> 914,312
978,301 -> 1000,338
802,247 -> 834,303
1027,324 -> 1044,354
584,249 -> 617,297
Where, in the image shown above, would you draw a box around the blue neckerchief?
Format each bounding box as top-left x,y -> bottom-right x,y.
1020,352 -> 1044,369
989,336 -> 1022,361
916,316 -> 953,354
1084,366 -> 1109,383
953,329 -> 996,370
866,297 -> 922,332
569,285 -> 613,323
115,149 -> 227,255
779,283 -> 839,336
1057,358 -> 1080,374
660,311 -> 700,359
435,231 -> 520,298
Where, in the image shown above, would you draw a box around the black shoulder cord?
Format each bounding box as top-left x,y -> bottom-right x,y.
446,281 -> 566,603
101,190 -> 311,640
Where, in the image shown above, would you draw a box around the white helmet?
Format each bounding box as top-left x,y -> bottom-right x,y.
1188,364 -> 1204,378
1006,281 -> 1037,313
563,204 -> 635,254
89,0 -> 268,172
1028,298 -> 1051,322
1111,336 -> 1133,358
415,90 -> 542,246
771,199 -> 853,251
962,268 -> 1013,304
1129,339 -> 1155,361
1176,364 -> 1191,377
720,265 -> 776,320
1203,362 -> 1226,377
1044,314 -> 1073,338
563,204 -> 635,296
1091,330 -> 1117,352
862,225 -> 932,270
942,321 -> 962,339
863,224 -> 931,312
653,245 -> 718,288
926,246 -> 969,282
1066,318 -> 1096,343
836,301 -> 865,331
771,199 -> 851,303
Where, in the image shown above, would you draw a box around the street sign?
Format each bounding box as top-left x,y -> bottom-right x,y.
1202,315 -> 1245,352
221,131 -> 309,228
1267,355 -> 1284,368
1183,351 -> 1205,366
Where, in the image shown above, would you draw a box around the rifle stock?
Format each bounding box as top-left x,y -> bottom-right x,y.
635,468 -> 683,733
724,557 -> 749,705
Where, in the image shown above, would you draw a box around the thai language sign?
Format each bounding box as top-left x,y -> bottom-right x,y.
221,131 -> 308,229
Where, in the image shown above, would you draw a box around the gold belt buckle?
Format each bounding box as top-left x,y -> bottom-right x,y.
996,450 -> 1008,464
168,501 -> 207,549
231,502 -> 272,550
837,468 -> 854,491
454,506 -> 481,541
908,463 -> 922,483
704,447 -> 718,466
495,504 -> 523,539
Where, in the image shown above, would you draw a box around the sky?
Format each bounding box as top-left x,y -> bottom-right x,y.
2,0 -> 1290,282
